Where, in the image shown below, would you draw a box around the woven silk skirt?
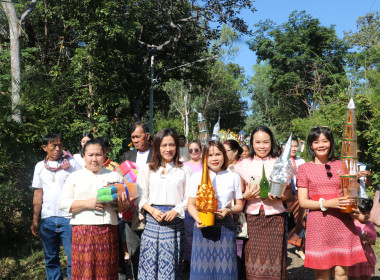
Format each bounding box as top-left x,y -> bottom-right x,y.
190,215 -> 238,280
138,205 -> 184,280
71,224 -> 119,280
245,210 -> 287,280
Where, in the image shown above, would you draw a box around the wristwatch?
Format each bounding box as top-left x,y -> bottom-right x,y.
319,198 -> 327,212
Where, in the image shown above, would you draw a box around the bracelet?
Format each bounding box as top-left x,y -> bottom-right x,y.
319,198 -> 327,212
229,207 -> 233,215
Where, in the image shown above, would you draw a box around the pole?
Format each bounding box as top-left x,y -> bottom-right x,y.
149,55 -> 154,135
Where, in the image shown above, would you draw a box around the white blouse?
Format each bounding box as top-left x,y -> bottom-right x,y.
137,162 -> 191,219
189,169 -> 243,209
59,167 -> 123,225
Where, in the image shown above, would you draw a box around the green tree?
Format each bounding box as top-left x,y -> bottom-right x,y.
247,11 -> 349,135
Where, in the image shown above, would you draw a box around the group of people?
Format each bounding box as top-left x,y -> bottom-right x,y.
31,122 -> 376,280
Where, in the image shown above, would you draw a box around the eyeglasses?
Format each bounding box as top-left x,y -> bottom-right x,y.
189,148 -> 200,154
325,164 -> 333,179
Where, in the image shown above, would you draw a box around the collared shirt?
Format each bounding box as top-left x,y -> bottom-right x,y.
233,156 -> 287,216
137,162 -> 191,219
73,153 -> 85,168
189,169 -> 243,209
136,150 -> 150,170
32,158 -> 81,219
59,167 -> 123,225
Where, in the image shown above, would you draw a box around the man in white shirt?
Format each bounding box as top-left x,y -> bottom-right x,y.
30,134 -> 81,280
178,134 -> 190,162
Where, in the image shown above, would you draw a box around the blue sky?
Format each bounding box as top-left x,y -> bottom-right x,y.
232,0 -> 380,77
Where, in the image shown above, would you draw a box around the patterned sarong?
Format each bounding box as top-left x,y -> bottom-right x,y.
245,210 -> 287,280
71,224 -> 119,280
138,205 -> 184,280
190,216 -> 238,280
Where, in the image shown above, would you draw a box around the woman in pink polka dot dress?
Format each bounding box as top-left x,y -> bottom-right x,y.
298,127 -> 366,280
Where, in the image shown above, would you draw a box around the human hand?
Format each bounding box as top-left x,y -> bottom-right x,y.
325,197 -> 350,210
214,208 -> 230,220
117,192 -> 130,213
195,216 -> 206,229
244,183 -> 260,200
87,198 -> 104,211
267,193 -> 286,201
151,208 -> 164,222
358,170 -> 371,178
162,209 -> 178,222
31,220 -> 39,237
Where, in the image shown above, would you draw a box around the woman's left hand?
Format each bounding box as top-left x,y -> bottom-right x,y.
214,208 -> 230,220
162,209 -> 178,222
117,191 -> 129,213
267,193 -> 285,201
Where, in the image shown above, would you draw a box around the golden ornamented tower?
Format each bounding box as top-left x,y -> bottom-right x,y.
340,98 -> 359,213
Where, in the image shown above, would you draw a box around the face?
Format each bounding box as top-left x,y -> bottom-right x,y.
160,135 -> 176,164
80,136 -> 91,148
131,126 -> 150,152
290,140 -> 299,158
188,143 -> 201,161
223,144 -> 238,164
252,131 -> 272,159
84,144 -> 105,172
43,138 -> 63,161
207,146 -> 224,173
179,138 -> 186,147
241,146 -> 249,159
311,134 -> 331,160
357,212 -> 370,223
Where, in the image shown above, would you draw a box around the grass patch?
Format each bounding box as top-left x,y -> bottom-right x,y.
0,239 -> 68,280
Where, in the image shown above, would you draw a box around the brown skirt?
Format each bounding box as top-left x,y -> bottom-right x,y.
245,210 -> 286,280
71,224 -> 119,280
287,197 -> 306,248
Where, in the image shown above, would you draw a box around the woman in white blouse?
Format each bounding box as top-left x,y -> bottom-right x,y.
137,128 -> 191,280
188,140 -> 243,280
59,139 -> 129,280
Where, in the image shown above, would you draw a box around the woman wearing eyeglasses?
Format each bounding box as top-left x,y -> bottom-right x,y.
298,127 -> 366,280
182,140 -> 203,270
183,140 -> 202,173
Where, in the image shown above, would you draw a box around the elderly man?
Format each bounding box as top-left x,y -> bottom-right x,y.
31,133 -> 81,280
122,121 -> 152,169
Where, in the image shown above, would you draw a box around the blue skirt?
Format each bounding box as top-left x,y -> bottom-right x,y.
138,205 -> 184,280
190,215 -> 238,280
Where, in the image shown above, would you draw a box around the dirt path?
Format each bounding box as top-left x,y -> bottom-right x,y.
122,244 -> 380,279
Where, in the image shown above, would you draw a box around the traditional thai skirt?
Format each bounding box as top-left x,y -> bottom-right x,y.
286,196 -> 306,248
245,210 -> 287,280
190,215 -> 238,280
138,205 -> 184,280
71,224 -> 118,280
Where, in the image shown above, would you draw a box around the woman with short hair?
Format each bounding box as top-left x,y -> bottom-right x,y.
59,139 -> 129,280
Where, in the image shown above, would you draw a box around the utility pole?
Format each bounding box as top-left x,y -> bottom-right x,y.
149,55 -> 154,135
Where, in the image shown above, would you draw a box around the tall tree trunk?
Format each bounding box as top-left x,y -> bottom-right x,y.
2,2 -> 22,122
87,70 -> 94,119
2,0 -> 38,123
